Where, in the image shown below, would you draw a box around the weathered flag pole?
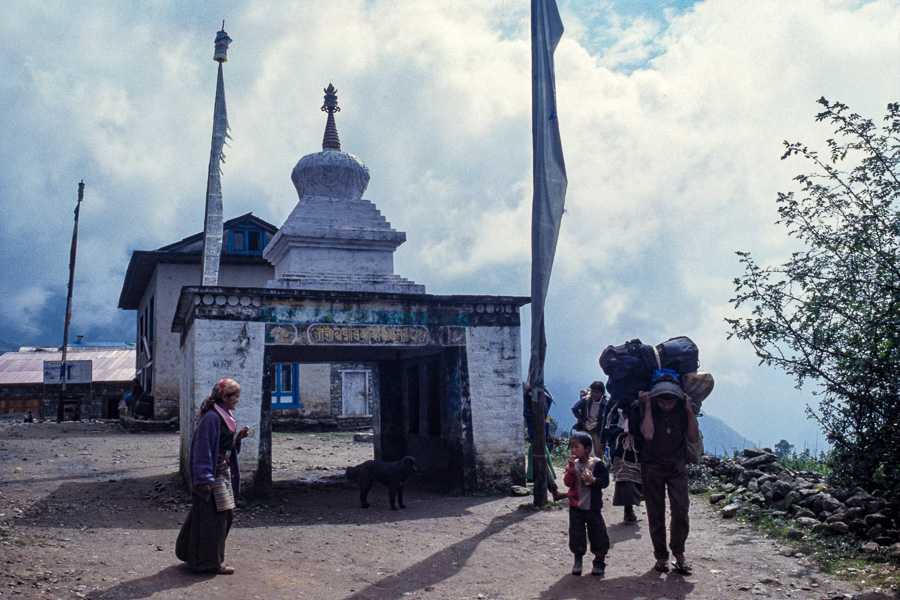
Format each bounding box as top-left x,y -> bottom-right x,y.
199,23 -> 232,287
58,180 -> 85,422
528,0 -> 567,506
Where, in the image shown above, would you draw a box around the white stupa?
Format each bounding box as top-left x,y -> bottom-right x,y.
263,84 -> 425,294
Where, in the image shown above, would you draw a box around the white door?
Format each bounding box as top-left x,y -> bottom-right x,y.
342,371 -> 369,416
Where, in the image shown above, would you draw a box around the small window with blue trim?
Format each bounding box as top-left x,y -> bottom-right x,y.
272,363 -> 302,408
228,229 -> 266,255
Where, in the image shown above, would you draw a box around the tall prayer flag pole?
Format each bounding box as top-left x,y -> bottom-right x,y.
58,180 -> 84,421
528,0 -> 567,506
200,23 -> 232,286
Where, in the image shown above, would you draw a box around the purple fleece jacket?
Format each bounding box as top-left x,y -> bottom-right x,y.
189,410 -> 242,503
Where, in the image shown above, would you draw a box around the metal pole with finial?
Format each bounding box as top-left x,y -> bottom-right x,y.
58,181 -> 84,421
200,23 -> 232,287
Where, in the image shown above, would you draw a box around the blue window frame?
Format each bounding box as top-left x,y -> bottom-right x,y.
272,364 -> 301,408
228,229 -> 266,255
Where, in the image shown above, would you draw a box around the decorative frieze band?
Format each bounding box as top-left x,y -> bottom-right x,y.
265,323 -> 466,347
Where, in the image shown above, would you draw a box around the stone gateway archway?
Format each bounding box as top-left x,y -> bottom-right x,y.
173,287 -> 528,496
172,85 -> 530,498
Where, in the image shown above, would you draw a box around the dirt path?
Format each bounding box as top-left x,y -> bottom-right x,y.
0,421 -> 893,599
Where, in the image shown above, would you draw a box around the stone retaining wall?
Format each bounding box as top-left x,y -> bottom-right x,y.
700,449 -> 900,555
273,415 -> 373,432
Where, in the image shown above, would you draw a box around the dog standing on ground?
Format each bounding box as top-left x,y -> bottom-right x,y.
345,456 -> 417,510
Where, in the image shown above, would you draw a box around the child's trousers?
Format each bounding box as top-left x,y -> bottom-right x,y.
568,507 -> 609,566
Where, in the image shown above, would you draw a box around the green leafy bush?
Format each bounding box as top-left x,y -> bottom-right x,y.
729,98 -> 900,499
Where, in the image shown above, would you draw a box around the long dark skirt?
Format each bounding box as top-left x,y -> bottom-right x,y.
175,493 -> 233,571
612,480 -> 644,507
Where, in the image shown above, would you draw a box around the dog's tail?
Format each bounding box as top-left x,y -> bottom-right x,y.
345,465 -> 359,481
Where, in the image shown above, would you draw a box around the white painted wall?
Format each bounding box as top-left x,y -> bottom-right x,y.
297,363 -> 331,417
179,319 -> 266,479
275,246 -> 394,278
464,325 -> 525,486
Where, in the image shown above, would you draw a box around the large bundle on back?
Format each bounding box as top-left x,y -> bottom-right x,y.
600,336 -> 713,413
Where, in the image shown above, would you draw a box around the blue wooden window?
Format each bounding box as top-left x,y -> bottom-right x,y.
228,229 -> 266,255
272,364 -> 301,408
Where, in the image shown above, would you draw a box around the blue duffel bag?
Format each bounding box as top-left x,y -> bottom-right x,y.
655,336 -> 699,375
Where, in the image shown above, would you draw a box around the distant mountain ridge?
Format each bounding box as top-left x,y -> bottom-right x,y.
697,411 -> 756,457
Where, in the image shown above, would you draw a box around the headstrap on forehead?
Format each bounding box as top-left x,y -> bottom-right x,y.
213,378 -> 241,398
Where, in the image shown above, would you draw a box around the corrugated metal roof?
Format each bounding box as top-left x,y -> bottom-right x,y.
0,347 -> 136,384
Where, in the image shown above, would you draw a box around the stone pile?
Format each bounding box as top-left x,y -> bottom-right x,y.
701,448 -> 900,553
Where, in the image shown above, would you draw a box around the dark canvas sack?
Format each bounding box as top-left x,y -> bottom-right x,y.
656,336 -> 699,375
599,339 -> 659,380
606,376 -> 651,401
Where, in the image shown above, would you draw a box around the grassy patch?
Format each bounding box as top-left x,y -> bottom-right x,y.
778,449 -> 832,475
517,500 -> 565,512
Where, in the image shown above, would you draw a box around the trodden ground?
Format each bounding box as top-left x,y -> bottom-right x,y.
0,421 -> 894,599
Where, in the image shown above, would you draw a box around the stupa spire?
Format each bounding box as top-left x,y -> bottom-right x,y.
321,84 -> 341,151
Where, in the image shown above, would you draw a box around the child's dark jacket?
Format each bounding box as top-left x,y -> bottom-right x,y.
563,457 -> 610,511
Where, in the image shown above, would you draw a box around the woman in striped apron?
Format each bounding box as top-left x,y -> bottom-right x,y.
602,397 -> 643,523
176,378 -> 250,574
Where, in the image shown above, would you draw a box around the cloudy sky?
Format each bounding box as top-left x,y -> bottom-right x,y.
1,0 -> 898,448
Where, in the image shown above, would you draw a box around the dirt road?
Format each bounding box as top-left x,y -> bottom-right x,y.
0,421 -> 892,599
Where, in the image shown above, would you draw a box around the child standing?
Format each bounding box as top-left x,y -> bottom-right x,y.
563,430 -> 610,577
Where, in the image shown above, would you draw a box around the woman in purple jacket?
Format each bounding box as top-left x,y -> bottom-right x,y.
176,378 -> 250,575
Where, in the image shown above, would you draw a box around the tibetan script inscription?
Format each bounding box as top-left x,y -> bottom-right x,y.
307,324 -> 428,346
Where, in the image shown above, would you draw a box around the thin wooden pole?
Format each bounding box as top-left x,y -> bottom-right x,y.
58,181 -> 84,421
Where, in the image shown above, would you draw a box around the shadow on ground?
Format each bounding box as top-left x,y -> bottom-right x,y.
18,472 -> 510,529
343,509 -> 535,600
85,564 -> 213,600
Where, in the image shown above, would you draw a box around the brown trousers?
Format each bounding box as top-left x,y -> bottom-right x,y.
641,460 -> 689,560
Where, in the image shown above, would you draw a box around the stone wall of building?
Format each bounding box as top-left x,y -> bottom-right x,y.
37,382 -> 131,420
0,385 -> 42,416
464,325 -> 525,488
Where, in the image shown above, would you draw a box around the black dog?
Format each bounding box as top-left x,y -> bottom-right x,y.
345,456 -> 417,510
